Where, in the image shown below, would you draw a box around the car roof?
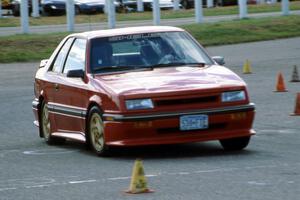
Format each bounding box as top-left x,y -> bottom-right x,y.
70,26 -> 185,40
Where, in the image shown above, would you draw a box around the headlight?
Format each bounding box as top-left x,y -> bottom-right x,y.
125,99 -> 154,110
221,91 -> 246,102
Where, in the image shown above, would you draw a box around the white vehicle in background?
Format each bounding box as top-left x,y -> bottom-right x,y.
118,0 -> 177,11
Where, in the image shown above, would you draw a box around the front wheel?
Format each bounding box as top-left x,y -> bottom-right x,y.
86,106 -> 109,156
219,136 -> 251,151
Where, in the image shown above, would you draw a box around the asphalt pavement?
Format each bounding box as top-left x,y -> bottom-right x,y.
0,37 -> 299,200
1,10 -> 300,36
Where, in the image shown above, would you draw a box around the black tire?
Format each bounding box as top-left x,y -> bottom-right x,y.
181,0 -> 192,9
219,136 -> 250,151
86,106 -> 109,156
12,5 -> 20,16
40,101 -> 65,145
75,6 -> 81,15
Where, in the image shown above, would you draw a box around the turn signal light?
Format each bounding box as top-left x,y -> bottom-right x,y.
230,112 -> 247,120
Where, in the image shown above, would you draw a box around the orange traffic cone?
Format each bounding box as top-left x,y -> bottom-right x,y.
125,159 -> 154,194
291,93 -> 300,116
274,72 -> 288,92
290,65 -> 300,82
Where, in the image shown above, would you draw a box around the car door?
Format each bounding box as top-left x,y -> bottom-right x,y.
52,38 -> 89,136
45,37 -> 74,133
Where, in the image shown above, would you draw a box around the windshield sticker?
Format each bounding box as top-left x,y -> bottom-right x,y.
109,33 -> 161,42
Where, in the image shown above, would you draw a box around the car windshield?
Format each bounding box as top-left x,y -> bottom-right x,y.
90,31 -> 214,73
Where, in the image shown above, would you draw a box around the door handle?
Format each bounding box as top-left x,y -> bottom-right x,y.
54,83 -> 59,91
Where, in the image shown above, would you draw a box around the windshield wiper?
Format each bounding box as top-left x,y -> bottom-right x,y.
93,65 -> 138,72
149,62 -> 207,69
93,65 -> 151,73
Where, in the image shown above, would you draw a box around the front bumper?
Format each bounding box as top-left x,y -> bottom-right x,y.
103,103 -> 255,146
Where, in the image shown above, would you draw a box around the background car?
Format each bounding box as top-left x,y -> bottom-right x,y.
1,0 -> 12,9
41,0 -> 121,15
180,0 -> 238,9
118,0 -> 176,11
41,0 -> 65,16
11,0 -> 32,16
180,0 -> 224,9
74,0 -> 106,14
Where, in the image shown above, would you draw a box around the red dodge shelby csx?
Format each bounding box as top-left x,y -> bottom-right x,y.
32,26 -> 255,156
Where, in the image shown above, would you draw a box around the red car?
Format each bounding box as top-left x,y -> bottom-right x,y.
32,26 -> 255,156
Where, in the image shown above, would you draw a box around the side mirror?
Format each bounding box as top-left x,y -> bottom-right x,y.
212,56 -> 225,66
66,69 -> 85,79
39,59 -> 48,68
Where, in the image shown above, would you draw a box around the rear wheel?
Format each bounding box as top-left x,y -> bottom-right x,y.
12,5 -> 20,16
40,101 -> 65,145
75,6 -> 81,15
87,106 -> 109,156
219,136 -> 250,151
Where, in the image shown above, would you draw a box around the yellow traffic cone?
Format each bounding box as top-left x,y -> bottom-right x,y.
125,159 -> 154,194
290,65 -> 300,82
243,59 -> 252,74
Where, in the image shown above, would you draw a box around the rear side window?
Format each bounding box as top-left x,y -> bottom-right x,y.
63,39 -> 87,74
52,38 -> 74,73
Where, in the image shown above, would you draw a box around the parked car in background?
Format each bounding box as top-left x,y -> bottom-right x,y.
180,0 -> 262,9
180,0 -> 219,9
41,0 -> 65,15
41,0 -> 121,15
11,0 -> 32,16
32,26 -> 255,156
1,0 -> 12,9
74,0 -> 106,14
118,0 -> 175,11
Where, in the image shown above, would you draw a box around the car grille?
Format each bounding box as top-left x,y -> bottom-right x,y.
154,95 -> 219,107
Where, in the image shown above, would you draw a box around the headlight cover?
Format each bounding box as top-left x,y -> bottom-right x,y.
222,91 -> 246,102
125,99 -> 154,110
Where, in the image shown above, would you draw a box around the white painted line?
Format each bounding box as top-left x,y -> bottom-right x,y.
245,165 -> 277,170
23,149 -> 78,155
247,181 -> 267,186
145,174 -> 158,178
107,176 -> 131,181
69,180 -> 97,184
25,185 -> 51,189
194,169 -> 224,173
194,168 -> 238,174
0,187 -> 17,191
178,172 -> 190,175
258,129 -> 296,134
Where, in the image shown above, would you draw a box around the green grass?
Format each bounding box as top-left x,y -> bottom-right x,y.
0,15 -> 300,63
0,2 -> 300,27
182,15 -> 300,46
0,33 -> 68,62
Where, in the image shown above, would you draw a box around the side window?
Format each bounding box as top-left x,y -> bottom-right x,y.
52,38 -> 74,73
63,39 -> 87,74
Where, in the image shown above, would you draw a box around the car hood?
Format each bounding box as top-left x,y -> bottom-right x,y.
94,65 -> 245,97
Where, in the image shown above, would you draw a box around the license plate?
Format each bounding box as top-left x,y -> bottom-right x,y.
180,115 -> 208,131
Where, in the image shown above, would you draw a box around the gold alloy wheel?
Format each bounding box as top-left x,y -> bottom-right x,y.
90,112 -> 105,152
42,103 -> 50,140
